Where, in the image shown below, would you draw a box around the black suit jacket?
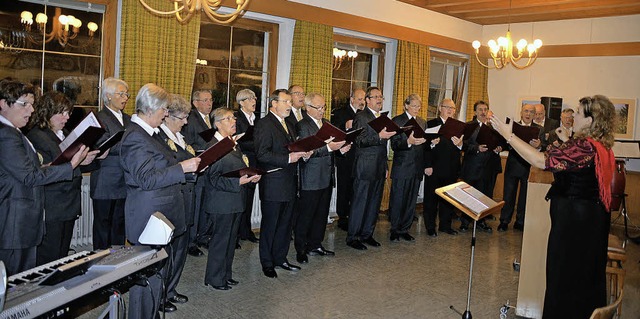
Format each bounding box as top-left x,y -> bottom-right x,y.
331,105 -> 358,163
296,117 -> 334,190
538,117 -> 560,150
424,117 -> 461,179
90,108 -> 131,199
390,113 -> 426,180
119,122 -> 188,243
254,112 -> 298,202
0,122 -> 73,249
352,108 -> 388,180
285,108 -> 307,129
203,137 -> 247,214
182,109 -> 211,151
234,110 -> 259,167
460,121 -> 502,182
505,121 -> 543,178
27,127 -> 84,222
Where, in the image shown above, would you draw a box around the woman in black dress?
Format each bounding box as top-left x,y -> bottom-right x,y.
491,95 -> 616,319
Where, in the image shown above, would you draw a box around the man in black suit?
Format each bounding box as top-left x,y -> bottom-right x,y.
119,84 -> 200,318
294,93 -> 350,264
347,87 -> 396,250
497,103 -> 542,232
0,80 -> 87,275
534,103 -> 560,150
330,88 -> 365,231
254,89 -> 311,278
286,85 -> 307,128
181,89 -> 213,257
547,108 -> 574,149
459,101 -> 502,233
423,98 -> 464,237
389,94 -> 427,241
234,89 -> 260,243
91,77 -> 131,250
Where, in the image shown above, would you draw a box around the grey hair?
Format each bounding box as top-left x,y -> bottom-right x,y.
212,107 -> 234,130
403,94 -> 422,107
304,92 -> 323,107
167,94 -> 191,116
135,83 -> 169,115
236,89 -> 256,103
191,89 -> 211,102
102,77 -> 128,106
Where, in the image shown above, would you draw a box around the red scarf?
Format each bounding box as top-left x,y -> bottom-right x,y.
587,137 -> 614,212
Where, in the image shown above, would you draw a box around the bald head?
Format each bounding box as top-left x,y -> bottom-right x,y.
533,103 -> 546,124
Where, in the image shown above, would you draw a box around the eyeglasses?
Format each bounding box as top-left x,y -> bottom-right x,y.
13,100 -> 34,108
217,116 -> 236,122
307,104 -> 325,111
522,109 -> 536,114
195,98 -> 213,103
276,99 -> 292,104
368,95 -> 384,100
441,105 -> 456,110
291,92 -> 305,96
241,97 -> 257,102
115,92 -> 130,98
170,114 -> 188,121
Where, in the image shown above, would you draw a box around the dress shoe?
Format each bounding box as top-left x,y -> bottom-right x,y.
161,301 -> 177,313
497,223 -> 508,232
400,233 -> 415,241
390,232 -> 400,242
277,262 -> 301,271
296,252 -> 308,264
337,219 -> 349,231
347,240 -> 367,250
427,229 -> 438,237
478,222 -> 493,233
247,236 -> 259,243
440,228 -> 458,235
262,267 -> 277,278
513,223 -> 524,231
363,237 -> 381,247
308,247 -> 335,256
226,278 -> 239,285
168,293 -> 188,304
187,246 -> 204,257
459,225 -> 469,233
209,284 -> 232,291
235,242 -> 241,249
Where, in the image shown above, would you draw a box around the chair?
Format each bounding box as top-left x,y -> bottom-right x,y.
606,234 -> 626,318
589,289 -> 623,319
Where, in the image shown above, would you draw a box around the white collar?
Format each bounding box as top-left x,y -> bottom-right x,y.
404,112 -> 414,120
349,104 -> 358,114
131,114 -> 159,136
367,107 -> 380,117
270,110 -> 285,123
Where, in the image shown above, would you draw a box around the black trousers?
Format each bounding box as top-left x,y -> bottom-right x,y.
295,187 -> 332,254
166,231 -> 189,299
543,197 -> 609,319
423,174 -> 456,231
347,178 -> 384,242
0,247 -> 36,276
335,157 -> 354,227
259,200 -> 294,268
190,179 -> 210,247
499,169 -> 529,225
92,198 -> 126,250
205,212 -> 241,286
238,186 -> 256,240
389,176 -> 421,234
36,219 -> 76,265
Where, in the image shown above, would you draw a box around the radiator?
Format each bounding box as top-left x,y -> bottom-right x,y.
70,175 -> 94,249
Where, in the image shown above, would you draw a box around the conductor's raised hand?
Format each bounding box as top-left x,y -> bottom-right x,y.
489,114 -> 513,139
555,127 -> 570,143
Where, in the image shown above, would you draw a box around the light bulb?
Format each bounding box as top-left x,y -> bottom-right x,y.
58,15 -> 68,25
87,22 -> 98,32
71,18 -> 82,29
534,39 -> 543,48
35,13 -> 47,24
472,40 -> 481,50
497,36 -> 508,48
527,44 -> 536,54
20,11 -> 33,25
516,39 -> 527,51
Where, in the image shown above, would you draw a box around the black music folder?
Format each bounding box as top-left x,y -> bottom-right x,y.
222,167 -> 282,178
235,126 -> 254,143
403,118 -> 425,139
196,137 -> 235,173
96,130 -> 124,157
438,117 -> 466,139
314,122 -> 363,144
51,112 -> 105,165
287,135 -> 328,152
368,112 -> 412,135
476,124 -> 507,150
512,121 -> 541,142
198,128 -> 216,143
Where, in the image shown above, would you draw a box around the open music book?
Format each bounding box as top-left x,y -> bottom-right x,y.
51,112 -> 105,165
436,181 -> 504,220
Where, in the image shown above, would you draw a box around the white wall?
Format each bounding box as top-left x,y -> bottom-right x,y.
485,15 -> 640,140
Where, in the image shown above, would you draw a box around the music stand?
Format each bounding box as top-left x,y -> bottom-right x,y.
436,182 -> 505,319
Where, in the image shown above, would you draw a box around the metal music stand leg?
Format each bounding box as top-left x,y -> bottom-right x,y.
450,220 -> 476,319
98,293 -> 121,319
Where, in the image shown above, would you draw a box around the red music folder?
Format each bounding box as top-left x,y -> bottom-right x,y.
51,112 -> 105,165
221,167 -> 282,178
476,124 -> 507,150
438,118 -> 466,139
368,112 -> 412,135
403,118 -> 425,139
287,135 -> 328,152
512,121 -> 541,142
196,137 -> 235,173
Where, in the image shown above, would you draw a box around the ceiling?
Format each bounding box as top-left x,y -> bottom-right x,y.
397,0 -> 640,25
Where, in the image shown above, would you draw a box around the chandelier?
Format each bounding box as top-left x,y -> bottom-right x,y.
4,8 -> 98,49
471,0 -> 542,69
138,0 -> 250,24
333,48 -> 358,70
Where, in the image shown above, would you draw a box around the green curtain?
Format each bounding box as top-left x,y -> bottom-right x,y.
289,20 -> 333,118
119,0 -> 201,114
393,40 -> 430,118
466,57 -> 489,121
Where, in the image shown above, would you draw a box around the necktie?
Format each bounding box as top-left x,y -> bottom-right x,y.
317,119 -> 323,128
280,119 -> 289,134
242,154 -> 249,167
295,110 -> 302,122
375,112 -> 380,118
204,115 -> 212,129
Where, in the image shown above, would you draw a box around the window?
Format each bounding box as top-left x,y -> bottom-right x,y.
194,19 -> 277,114
427,51 -> 468,119
331,36 -> 384,110
0,0 -> 103,129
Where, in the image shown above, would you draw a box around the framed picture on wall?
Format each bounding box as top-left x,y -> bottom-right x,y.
611,98 -> 637,140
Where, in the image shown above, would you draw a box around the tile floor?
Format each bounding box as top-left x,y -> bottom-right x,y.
79,215 -> 639,319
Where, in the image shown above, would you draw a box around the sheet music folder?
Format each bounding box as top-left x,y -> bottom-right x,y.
51,112 -> 105,165
314,122 -> 363,144
198,128 -> 216,143
512,121 -> 541,142
222,167 -> 282,178
476,124 -> 507,150
403,118 -> 425,139
367,112 -> 412,135
435,181 -> 504,221
196,137 -> 235,173
287,135 -> 327,152
96,130 -> 124,157
438,118 -> 466,139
